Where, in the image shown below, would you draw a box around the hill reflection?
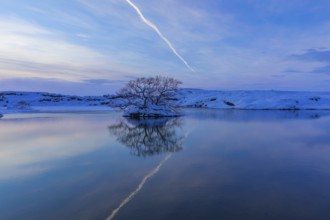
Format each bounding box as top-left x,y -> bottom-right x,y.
109,118 -> 185,157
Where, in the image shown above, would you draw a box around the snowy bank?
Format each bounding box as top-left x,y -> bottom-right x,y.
1,90 -> 330,114
177,89 -> 330,110
0,91 -> 114,114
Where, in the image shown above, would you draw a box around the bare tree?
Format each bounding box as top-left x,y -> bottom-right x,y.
113,76 -> 182,117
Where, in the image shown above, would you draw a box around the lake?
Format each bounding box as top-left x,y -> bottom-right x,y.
1,109 -> 330,220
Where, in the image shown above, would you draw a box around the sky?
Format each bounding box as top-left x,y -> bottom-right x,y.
1,0 -> 330,95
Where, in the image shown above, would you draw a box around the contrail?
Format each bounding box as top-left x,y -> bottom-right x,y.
125,0 -> 195,72
105,153 -> 172,220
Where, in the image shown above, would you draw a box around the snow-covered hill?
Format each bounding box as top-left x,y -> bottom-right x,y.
1,89 -> 330,114
0,91 -> 113,113
177,89 -> 330,110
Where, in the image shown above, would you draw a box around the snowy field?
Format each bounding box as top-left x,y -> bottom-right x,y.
0,89 -> 330,115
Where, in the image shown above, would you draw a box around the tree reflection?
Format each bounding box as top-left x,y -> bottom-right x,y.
108,118 -> 185,157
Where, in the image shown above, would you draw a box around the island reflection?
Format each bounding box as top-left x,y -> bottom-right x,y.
109,117 -> 185,157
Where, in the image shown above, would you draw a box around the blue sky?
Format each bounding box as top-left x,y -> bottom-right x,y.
1,0 -> 330,95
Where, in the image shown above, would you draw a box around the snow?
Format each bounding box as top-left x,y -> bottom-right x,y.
177,89 -> 330,110
34,106 -> 111,113
123,104 -> 181,117
0,91 -> 114,114
1,89 -> 330,117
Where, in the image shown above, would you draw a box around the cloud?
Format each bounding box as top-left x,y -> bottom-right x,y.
0,19 -> 108,78
312,65 -> 330,74
0,18 -> 154,83
289,49 -> 330,63
2,0 -> 330,92
83,79 -> 129,85
285,48 -> 330,75
0,77 -> 125,95
284,65 -> 330,75
272,74 -> 286,78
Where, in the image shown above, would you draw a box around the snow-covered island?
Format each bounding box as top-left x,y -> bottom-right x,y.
0,89 -> 330,115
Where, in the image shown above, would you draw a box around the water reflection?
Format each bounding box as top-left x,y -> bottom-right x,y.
183,108 -> 330,121
107,117 -> 186,219
0,115 -> 110,181
108,118 -> 185,157
2,111 -> 330,220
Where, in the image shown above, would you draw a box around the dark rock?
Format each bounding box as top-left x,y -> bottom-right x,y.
223,100 -> 235,106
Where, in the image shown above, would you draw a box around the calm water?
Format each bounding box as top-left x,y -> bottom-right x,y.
1,109 -> 330,220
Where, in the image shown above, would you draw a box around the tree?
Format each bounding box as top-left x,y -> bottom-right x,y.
113,76 -> 182,117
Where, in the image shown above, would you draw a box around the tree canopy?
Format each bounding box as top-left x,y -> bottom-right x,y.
114,76 -> 182,117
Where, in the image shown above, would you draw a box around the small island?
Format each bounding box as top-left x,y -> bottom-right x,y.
112,76 -> 182,118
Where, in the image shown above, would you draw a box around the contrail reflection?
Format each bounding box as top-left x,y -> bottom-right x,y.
105,153 -> 172,220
